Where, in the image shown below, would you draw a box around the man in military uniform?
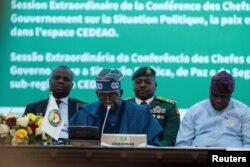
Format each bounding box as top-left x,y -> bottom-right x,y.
128,66 -> 180,146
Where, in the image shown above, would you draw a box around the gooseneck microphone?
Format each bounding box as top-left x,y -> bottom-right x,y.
101,105 -> 111,135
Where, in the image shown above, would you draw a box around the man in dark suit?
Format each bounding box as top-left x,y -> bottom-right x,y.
127,66 -> 180,146
24,65 -> 86,140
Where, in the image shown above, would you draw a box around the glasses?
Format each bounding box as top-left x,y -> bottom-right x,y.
134,78 -> 155,86
98,92 -> 120,100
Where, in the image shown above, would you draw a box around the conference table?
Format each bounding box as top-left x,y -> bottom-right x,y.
0,145 -> 226,167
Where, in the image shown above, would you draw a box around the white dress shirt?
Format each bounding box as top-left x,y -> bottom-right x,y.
135,96 -> 154,105
57,97 -> 69,139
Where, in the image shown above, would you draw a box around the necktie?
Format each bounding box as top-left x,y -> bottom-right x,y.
140,101 -> 147,105
56,99 -> 61,108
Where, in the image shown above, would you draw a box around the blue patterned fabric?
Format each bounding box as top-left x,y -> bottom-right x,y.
70,100 -> 162,146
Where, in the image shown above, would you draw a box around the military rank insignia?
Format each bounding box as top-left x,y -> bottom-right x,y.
150,105 -> 166,120
146,67 -> 152,75
175,107 -> 180,115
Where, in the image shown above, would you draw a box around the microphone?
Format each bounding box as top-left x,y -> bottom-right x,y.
101,105 -> 111,135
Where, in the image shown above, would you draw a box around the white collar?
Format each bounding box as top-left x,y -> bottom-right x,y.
56,97 -> 68,105
135,96 -> 154,105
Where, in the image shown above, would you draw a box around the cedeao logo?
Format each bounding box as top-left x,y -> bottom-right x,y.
48,109 -> 62,127
120,136 -> 127,141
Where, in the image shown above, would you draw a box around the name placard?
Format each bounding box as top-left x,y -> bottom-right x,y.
101,134 -> 147,147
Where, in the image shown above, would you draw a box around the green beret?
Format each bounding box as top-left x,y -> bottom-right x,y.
132,67 -> 156,81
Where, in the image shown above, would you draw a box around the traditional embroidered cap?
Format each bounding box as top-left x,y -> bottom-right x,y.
96,69 -> 124,92
210,71 -> 235,94
132,66 -> 156,81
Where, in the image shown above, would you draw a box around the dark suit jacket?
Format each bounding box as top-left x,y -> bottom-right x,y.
23,98 -> 86,120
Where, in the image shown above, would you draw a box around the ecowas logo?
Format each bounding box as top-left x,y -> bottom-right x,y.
47,109 -> 63,127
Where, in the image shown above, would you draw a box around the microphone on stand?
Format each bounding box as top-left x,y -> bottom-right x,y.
101,105 -> 111,136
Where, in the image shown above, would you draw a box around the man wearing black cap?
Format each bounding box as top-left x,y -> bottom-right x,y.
128,66 -> 180,146
70,68 -> 163,146
176,71 -> 250,147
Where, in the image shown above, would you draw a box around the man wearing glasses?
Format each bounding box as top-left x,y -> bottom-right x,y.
70,68 -> 162,146
176,71 -> 250,147
128,66 -> 180,146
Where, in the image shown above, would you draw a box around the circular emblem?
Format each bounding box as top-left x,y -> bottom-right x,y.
111,81 -> 119,89
121,136 -> 127,141
146,67 -> 152,75
48,109 -> 63,127
96,83 -> 103,90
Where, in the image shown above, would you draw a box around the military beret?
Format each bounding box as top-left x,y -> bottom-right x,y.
132,66 -> 156,81
96,69 -> 124,92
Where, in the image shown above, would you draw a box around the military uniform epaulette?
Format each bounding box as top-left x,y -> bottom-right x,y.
156,97 -> 176,104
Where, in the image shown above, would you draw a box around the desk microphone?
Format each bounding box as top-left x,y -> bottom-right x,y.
101,105 -> 111,135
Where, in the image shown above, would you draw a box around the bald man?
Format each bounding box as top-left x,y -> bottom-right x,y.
175,71 -> 250,147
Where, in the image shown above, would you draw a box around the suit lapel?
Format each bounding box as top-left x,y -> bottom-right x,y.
149,97 -> 157,108
67,98 -> 75,119
41,99 -> 49,116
